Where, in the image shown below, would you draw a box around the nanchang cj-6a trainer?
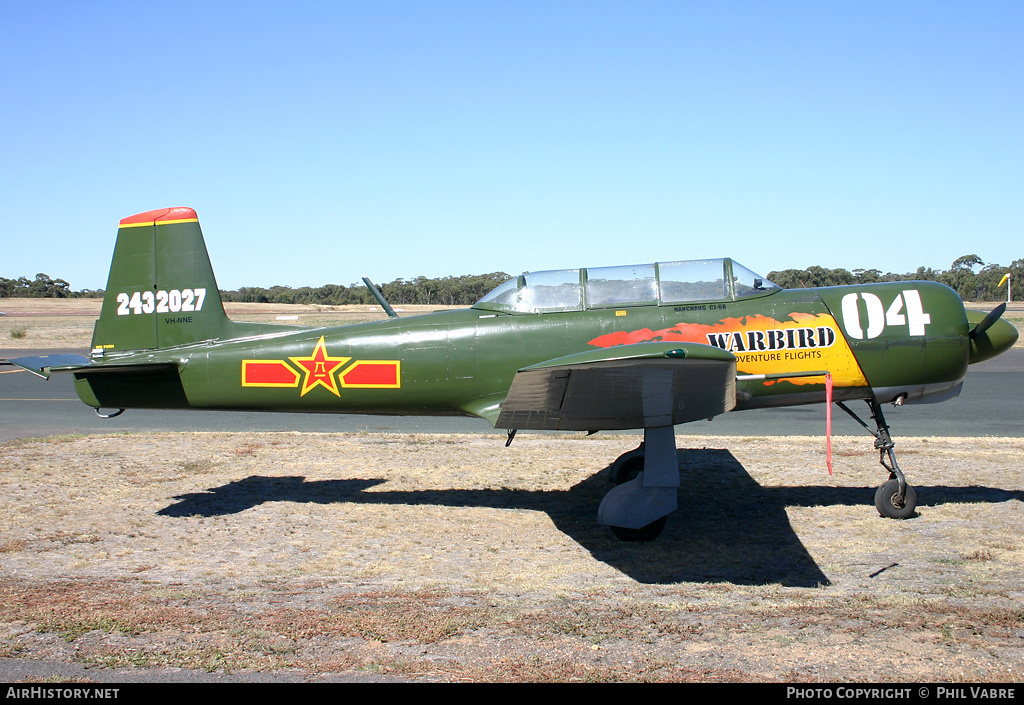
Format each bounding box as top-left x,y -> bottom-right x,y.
5,208 -> 1017,540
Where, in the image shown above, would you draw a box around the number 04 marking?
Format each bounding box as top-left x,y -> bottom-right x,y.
840,289 -> 931,339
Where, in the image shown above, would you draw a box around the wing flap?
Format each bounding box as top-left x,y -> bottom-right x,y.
496,342 -> 737,431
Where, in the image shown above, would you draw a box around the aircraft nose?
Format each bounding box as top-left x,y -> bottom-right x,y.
969,316 -> 1019,364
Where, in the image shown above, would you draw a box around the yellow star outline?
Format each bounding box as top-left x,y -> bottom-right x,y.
288,336 -> 351,397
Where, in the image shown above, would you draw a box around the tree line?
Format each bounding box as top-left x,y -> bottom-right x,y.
0,271 -> 513,306
0,273 -> 84,298
3,254 -> 1020,303
219,272 -> 513,306
766,254 -> 1023,302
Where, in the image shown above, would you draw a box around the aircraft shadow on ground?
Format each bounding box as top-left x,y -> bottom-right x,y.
158,448 -> 1022,587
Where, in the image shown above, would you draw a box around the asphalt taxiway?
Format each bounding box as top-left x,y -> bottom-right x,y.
2,349 -> 1021,443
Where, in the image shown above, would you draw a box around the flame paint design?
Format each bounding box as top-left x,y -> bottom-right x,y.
589,313 -> 869,388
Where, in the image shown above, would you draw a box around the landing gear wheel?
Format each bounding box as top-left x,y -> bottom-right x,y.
610,454 -> 644,485
607,460 -> 665,541
600,429 -> 678,543
609,516 -> 666,542
875,479 -> 917,519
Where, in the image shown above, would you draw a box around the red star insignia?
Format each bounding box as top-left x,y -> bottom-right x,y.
289,336 -> 351,397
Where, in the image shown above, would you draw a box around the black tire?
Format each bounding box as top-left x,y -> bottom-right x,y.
609,516 -> 667,542
607,454 -> 668,541
610,454 -> 644,485
875,479 -> 917,519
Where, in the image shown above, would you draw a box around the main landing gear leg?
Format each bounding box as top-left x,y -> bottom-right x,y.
836,398 -> 918,520
598,426 -> 679,541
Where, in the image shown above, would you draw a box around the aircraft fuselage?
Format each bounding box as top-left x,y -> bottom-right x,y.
72,279 -> 1004,424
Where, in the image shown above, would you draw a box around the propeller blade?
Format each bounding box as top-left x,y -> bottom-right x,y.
970,302 -> 1007,339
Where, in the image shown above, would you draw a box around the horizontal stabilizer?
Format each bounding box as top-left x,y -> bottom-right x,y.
5,354 -> 179,379
4,354 -> 92,379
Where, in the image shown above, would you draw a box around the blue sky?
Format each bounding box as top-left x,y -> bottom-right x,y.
2,1 -> 1021,291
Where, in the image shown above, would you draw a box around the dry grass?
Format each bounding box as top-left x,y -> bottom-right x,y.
1,431 -> 1022,682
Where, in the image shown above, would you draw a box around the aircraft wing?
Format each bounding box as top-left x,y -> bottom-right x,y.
494,342 -> 737,431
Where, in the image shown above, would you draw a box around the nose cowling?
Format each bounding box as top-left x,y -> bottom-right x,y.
967,311 -> 1019,364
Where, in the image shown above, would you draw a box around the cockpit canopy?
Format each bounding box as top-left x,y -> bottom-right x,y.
473,258 -> 779,314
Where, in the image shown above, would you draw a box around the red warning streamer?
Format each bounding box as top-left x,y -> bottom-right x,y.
825,372 -> 833,476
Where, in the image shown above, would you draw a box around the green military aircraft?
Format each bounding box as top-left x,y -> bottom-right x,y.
5,207 -> 1018,540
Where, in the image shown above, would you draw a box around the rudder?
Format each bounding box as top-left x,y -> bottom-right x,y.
90,207 -> 230,352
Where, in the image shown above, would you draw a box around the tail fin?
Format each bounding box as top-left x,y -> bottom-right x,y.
91,207 -> 231,352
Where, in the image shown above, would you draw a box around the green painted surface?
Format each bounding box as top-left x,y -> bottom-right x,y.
52,213 -> 1015,428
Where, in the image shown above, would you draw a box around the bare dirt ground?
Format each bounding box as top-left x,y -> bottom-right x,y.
1,431 -> 1022,682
